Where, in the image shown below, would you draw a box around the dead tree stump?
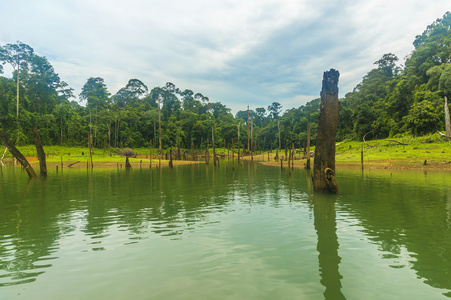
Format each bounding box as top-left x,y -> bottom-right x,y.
313,69 -> 340,193
33,126 -> 47,176
125,157 -> 132,168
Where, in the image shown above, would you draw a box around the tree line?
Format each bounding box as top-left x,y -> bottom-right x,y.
1,11 -> 450,152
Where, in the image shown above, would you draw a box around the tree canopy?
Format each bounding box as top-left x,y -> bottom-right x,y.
1,11 -> 451,149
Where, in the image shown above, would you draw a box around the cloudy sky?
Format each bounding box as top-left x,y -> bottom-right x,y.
0,0 -> 449,114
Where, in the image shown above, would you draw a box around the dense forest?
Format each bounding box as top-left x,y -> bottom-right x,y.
1,11 -> 450,151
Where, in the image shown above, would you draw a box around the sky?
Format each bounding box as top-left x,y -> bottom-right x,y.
0,0 -> 449,115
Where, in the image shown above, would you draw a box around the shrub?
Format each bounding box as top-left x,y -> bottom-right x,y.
119,148 -> 135,157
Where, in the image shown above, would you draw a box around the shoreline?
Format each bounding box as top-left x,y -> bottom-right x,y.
1,155 -> 450,170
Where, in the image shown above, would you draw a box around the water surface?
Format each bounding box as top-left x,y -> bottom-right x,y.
0,163 -> 450,299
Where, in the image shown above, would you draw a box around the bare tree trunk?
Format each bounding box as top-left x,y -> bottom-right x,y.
89,134 -> 93,168
237,123 -> 241,163
306,124 -> 311,169
212,126 -> 216,167
313,69 -> 340,193
247,106 -> 250,153
278,119 -> 281,151
445,96 -> 451,141
191,138 -> 195,161
158,94 -> 162,157
251,117 -> 254,154
232,138 -> 235,170
33,126 -> 47,176
0,129 -> 36,178
108,123 -> 111,155
149,139 -> 153,168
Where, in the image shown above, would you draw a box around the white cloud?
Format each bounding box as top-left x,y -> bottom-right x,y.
0,0 -> 449,113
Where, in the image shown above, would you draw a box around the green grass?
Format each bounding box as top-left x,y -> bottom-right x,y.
1,133 -> 450,167
335,133 -> 451,166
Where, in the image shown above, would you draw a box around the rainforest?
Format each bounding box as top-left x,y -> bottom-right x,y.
1,12 -> 450,151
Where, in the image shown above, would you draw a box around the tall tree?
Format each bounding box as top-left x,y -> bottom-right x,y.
79,77 -> 110,109
0,41 -> 34,125
267,102 -> 282,119
255,107 -> 266,127
112,79 -> 148,108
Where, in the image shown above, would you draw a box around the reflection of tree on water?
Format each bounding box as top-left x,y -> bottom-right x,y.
314,194 -> 346,300
0,176 -> 64,287
340,170 -> 451,297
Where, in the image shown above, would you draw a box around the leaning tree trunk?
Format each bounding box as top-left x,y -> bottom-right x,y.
0,129 -> 37,178
313,69 -> 340,193
33,126 -> 47,176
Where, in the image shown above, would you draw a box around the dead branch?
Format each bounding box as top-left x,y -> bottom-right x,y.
438,130 -> 451,139
363,130 -> 374,147
67,161 -> 80,167
386,140 -> 408,146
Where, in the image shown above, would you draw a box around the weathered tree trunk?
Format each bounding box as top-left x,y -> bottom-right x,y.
237,123 -> 241,164
306,124 -> 311,169
232,138 -> 235,170
212,127 -> 216,167
445,96 -> 451,141
0,129 -> 36,178
313,69 -> 340,193
149,139 -> 152,168
158,94 -> 162,156
191,138 -> 195,161
247,106 -> 250,152
33,126 -> 47,176
89,134 -> 93,168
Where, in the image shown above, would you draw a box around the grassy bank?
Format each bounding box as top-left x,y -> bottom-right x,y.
1,133 -> 450,169
334,133 -> 451,168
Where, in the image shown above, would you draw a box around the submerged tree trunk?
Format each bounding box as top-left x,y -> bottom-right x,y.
313,69 -> 340,193
33,126 -> 47,176
0,129 -> 36,178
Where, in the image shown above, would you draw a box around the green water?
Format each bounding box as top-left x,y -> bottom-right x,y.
0,163 -> 450,299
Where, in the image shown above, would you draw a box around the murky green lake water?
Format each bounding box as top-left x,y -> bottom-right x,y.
0,163 -> 450,299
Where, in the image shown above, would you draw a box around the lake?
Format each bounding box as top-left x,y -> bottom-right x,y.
0,162 -> 450,299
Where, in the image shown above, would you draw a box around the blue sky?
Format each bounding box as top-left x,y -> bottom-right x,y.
0,0 -> 449,114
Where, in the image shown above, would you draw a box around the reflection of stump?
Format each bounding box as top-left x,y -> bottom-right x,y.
314,196 -> 345,299
313,69 -> 340,193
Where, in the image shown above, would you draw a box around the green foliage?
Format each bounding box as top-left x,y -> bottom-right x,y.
336,11 -> 451,142
119,148 -> 135,157
439,64 -> 451,97
404,100 -> 441,135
